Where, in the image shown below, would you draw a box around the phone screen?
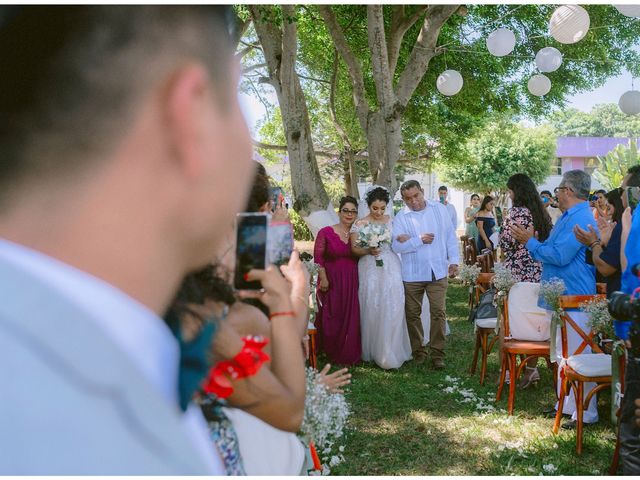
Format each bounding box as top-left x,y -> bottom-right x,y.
268,221 -> 294,267
234,213 -> 268,290
495,206 -> 503,227
271,187 -> 283,213
628,186 -> 640,211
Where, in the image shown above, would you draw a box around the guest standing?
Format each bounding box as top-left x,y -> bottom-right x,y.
574,188 -> 624,297
314,196 -> 361,365
438,185 -> 458,230
464,194 -> 481,245
512,170 -> 598,428
475,195 -> 496,252
499,173 -> 553,388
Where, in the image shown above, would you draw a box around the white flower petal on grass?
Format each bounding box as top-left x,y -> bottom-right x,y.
542,464 -> 557,474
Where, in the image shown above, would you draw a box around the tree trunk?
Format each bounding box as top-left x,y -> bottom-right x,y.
342,150 -> 359,198
249,6 -> 331,223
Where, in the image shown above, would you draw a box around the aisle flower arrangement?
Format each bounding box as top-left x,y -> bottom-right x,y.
300,367 -> 350,475
539,278 -> 566,360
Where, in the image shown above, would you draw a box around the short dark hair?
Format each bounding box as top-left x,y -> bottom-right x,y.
245,162 -> 270,213
438,185 -> 448,192
540,190 -> 552,197
628,165 -> 640,187
470,194 -> 480,200
400,180 -> 422,192
365,187 -> 390,206
0,6 -> 235,205
339,196 -> 358,210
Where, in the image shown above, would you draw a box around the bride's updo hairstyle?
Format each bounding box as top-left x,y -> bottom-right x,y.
365,187 -> 390,206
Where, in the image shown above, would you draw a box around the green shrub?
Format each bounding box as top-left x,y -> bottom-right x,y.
290,208 -> 313,241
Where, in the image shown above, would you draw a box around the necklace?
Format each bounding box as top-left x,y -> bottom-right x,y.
337,225 -> 350,240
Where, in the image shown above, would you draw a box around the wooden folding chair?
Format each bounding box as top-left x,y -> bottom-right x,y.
552,295 -> 610,454
496,289 -> 556,415
307,322 -> 318,369
469,272 -> 498,385
476,253 -> 492,274
465,243 -> 477,266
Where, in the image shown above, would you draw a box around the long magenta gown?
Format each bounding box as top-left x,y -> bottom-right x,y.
313,226 -> 361,365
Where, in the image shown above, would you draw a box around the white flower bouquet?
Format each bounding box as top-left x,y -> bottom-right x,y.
458,263 -> 481,286
300,367 -> 350,474
492,263 -> 516,294
583,296 -> 614,342
540,277 -> 566,361
356,222 -> 391,267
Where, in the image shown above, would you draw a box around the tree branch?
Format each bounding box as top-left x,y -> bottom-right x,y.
329,49 -> 353,151
297,72 -> 331,85
367,5 -> 395,116
318,5 -> 370,130
395,5 -> 460,108
253,139 -> 351,160
242,62 -> 268,75
388,5 -> 429,74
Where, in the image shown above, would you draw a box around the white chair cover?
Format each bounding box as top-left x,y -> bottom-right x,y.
507,282 -> 551,341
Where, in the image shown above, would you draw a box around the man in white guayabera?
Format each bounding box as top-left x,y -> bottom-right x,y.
392,180 -> 459,369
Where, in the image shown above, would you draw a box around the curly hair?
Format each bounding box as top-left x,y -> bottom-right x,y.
365,187 -> 390,206
507,173 -> 552,242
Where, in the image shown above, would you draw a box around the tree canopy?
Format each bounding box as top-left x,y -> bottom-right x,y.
548,103 -> 640,137
439,119 -> 555,195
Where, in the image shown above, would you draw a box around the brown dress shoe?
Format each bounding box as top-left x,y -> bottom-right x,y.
432,358 -> 445,370
414,352 -> 427,364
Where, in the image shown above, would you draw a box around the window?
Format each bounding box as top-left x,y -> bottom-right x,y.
584,157 -> 599,175
550,157 -> 562,176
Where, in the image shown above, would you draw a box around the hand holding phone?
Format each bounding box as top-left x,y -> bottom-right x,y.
234,213 -> 269,290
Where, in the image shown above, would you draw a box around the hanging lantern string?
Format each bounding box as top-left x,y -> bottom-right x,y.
441,46 -> 617,65
437,4 -> 528,50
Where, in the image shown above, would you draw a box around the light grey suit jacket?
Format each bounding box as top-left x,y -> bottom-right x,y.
0,257 -> 213,474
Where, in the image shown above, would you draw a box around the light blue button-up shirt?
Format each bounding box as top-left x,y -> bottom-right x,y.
392,201 -> 460,282
622,207 -> 640,294
525,201 -> 596,309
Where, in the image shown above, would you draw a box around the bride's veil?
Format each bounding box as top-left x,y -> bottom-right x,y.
358,185 -> 394,220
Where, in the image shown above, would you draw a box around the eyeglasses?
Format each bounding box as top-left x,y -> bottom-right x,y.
554,186 -> 572,194
341,209 -> 358,215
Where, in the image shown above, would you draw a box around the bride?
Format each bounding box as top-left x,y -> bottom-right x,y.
350,186 -> 413,369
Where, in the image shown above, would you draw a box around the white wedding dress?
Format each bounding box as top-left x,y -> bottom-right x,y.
354,219 -> 433,369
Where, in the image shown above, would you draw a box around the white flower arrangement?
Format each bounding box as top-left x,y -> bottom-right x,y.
300,367 -> 350,474
583,296 -> 614,341
356,222 -> 391,267
458,263 -> 481,286
492,263 -> 516,294
303,260 -> 321,278
540,278 -> 566,361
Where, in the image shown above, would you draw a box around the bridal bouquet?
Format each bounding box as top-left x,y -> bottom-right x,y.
356,222 -> 391,267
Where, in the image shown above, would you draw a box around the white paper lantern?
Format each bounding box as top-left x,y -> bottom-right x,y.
619,90 -> 640,115
436,69 -> 463,96
535,47 -> 563,73
528,74 -> 551,96
549,5 -> 590,44
486,28 -> 516,57
614,5 -> 640,17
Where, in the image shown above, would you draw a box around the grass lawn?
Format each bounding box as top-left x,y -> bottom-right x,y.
328,283 -> 617,476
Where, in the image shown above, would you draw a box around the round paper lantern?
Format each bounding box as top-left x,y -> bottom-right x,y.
549,5 -> 590,44
436,70 -> 463,96
486,28 -> 516,57
535,47 -> 563,73
614,5 -> 640,17
619,90 -> 640,115
528,74 -> 551,97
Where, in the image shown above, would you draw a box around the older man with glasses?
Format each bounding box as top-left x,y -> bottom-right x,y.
512,170 -> 599,429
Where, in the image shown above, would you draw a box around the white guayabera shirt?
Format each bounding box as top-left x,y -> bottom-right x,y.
391,200 -> 460,282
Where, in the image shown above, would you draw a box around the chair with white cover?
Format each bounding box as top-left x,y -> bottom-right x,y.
552,294 -> 610,454
496,282 -> 556,415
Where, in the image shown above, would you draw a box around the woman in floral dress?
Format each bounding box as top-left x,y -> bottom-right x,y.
499,173 -> 553,387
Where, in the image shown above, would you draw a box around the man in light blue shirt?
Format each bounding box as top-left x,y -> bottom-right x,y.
392,180 -> 459,369
512,169 -> 598,427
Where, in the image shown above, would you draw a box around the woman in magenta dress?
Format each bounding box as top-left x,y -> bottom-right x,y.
313,196 -> 361,365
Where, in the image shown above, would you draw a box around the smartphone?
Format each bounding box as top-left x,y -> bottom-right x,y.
270,186 -> 283,213
439,195 -> 446,204
628,186 -> 640,210
268,221 -> 294,267
234,213 -> 269,290
495,206 -> 503,227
